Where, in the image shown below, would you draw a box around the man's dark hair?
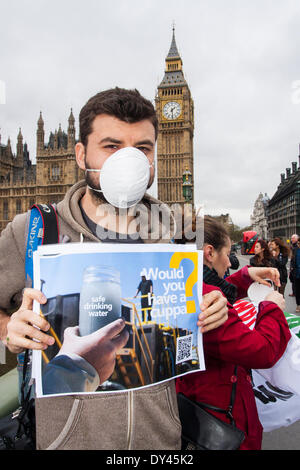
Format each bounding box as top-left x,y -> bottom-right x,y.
79,87 -> 158,146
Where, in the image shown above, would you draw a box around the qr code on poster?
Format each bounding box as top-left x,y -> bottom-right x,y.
176,334 -> 193,364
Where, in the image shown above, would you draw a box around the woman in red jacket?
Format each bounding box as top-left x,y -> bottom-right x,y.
176,217 -> 291,450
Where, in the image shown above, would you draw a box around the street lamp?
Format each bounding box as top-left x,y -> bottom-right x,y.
182,167 -> 193,202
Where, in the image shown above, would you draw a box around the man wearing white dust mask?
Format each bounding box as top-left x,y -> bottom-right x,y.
1,87 -> 229,451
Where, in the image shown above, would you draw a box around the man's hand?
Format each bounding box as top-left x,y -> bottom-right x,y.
265,291 -> 285,312
58,318 -> 129,384
4,288 -> 54,354
198,290 -> 228,333
248,267 -> 281,288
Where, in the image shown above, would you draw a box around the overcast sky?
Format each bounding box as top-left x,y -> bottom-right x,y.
1,0 -> 300,227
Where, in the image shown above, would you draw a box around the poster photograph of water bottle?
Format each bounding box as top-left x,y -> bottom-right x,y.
31,243 -> 204,397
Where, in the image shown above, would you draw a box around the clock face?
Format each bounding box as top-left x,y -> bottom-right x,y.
163,101 -> 182,120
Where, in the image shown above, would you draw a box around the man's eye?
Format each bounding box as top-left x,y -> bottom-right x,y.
137,146 -> 150,153
104,145 -> 118,150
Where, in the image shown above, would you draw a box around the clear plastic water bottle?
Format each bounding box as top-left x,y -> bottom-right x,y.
79,265 -> 121,336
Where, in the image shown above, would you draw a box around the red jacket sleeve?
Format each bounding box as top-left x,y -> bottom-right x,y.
202,283 -> 291,369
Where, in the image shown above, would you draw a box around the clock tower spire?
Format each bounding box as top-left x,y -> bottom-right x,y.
155,27 -> 194,206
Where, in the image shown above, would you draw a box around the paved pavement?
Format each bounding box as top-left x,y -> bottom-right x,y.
233,253 -> 300,450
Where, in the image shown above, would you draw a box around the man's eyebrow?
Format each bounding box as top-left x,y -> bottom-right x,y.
98,137 -> 154,147
99,137 -> 123,144
134,140 -> 154,148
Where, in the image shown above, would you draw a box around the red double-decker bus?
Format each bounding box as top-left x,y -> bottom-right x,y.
241,231 -> 258,255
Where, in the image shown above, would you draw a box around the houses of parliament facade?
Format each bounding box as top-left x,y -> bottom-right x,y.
0,29 -> 194,232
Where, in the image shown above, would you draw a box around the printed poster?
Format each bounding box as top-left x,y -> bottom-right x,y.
32,243 -> 204,397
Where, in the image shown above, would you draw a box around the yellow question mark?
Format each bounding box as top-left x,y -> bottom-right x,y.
169,252 -> 198,314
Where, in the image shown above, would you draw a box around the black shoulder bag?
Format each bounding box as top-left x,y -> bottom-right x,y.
0,350 -> 35,450
178,366 -> 245,450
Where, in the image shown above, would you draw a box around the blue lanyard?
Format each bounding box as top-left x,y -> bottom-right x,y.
25,207 -> 44,285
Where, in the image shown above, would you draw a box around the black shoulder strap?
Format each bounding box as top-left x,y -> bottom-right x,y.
197,366 -> 238,426
31,204 -> 59,245
25,203 -> 59,287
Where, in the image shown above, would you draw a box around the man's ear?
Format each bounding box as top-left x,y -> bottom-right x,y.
75,142 -> 86,171
203,244 -> 215,265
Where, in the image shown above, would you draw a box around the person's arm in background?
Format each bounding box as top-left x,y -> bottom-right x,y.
290,249 -> 296,272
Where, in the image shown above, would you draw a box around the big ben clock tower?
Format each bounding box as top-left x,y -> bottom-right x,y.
155,27 -> 194,206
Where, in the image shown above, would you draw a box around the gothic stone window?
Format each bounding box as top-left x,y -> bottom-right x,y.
16,199 -> 21,214
49,164 -> 61,181
3,201 -> 8,220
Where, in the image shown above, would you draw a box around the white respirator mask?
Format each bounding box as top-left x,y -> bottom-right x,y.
86,146 -> 154,208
